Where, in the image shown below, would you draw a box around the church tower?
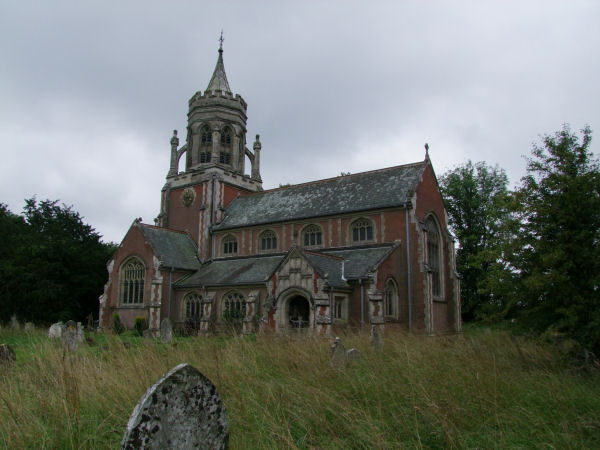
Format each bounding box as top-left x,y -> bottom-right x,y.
158,40 -> 263,261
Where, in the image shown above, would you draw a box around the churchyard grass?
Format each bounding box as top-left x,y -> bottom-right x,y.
1,326 -> 599,449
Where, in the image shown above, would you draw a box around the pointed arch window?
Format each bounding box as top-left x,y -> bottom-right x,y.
259,230 -> 277,252
120,257 -> 145,305
222,291 -> 246,319
222,234 -> 238,255
302,224 -> 322,248
351,218 -> 374,243
384,278 -> 398,318
219,127 -> 233,165
426,216 -> 442,298
199,125 -> 212,163
183,292 -> 203,320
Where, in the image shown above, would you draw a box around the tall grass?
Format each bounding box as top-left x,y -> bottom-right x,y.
0,327 -> 599,449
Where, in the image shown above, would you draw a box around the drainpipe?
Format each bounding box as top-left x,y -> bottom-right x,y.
210,174 -> 217,259
168,267 -> 174,320
360,278 -> 364,330
405,207 -> 413,333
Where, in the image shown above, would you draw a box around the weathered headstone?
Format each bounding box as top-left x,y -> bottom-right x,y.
346,348 -> 361,362
160,319 -> 173,343
370,325 -> 383,352
86,313 -> 94,330
0,344 -> 16,367
48,322 -> 64,338
76,322 -> 85,342
24,322 -> 35,332
10,315 -> 19,331
62,320 -> 79,351
330,336 -> 346,369
122,363 -> 229,449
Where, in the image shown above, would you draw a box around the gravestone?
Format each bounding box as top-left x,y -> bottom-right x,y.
0,344 -> 16,367
24,322 -> 35,332
346,348 -> 361,362
76,322 -> 85,342
370,325 -> 383,352
330,336 -> 346,369
62,320 -> 79,351
122,363 -> 229,449
160,319 -> 173,343
48,322 -> 64,338
10,315 -> 19,331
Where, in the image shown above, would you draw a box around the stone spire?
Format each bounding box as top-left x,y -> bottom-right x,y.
206,33 -> 231,93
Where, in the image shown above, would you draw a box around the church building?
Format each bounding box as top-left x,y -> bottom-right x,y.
98,43 -> 461,336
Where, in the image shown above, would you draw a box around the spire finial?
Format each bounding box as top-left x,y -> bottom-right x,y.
424,143 -> 430,160
219,30 -> 224,52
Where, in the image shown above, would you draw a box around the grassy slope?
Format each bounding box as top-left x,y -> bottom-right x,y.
0,327 -> 599,449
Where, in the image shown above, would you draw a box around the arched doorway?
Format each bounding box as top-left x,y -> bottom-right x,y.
288,295 -> 310,328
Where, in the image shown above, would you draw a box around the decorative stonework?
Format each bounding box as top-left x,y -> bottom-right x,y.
181,188 -> 196,207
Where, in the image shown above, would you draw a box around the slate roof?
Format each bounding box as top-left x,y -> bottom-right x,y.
176,254 -> 283,287
206,47 -> 231,93
213,162 -> 425,230
176,244 -> 396,289
138,225 -> 201,271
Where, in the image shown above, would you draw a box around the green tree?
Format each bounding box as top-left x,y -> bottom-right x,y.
0,199 -> 115,324
439,161 -> 511,321
512,125 -> 600,352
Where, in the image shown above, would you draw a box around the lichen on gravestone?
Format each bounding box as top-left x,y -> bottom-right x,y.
122,363 -> 229,449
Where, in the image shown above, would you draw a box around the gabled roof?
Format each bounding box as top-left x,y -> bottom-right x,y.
213,162 -> 426,230
138,224 -> 201,271
206,46 -> 231,93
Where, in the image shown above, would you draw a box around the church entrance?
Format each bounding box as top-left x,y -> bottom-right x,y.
288,295 -> 310,329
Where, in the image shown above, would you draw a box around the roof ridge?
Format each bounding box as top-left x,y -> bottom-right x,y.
303,249 -> 343,260
245,160 -> 426,197
139,223 -> 193,236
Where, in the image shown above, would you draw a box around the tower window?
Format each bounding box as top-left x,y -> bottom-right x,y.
199,151 -> 212,163
220,129 -> 232,145
351,218 -> 374,243
219,152 -> 231,164
201,126 -> 212,144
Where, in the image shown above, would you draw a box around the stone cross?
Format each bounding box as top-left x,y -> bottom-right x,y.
160,318 -> 173,343
122,363 -> 229,449
330,336 -> 346,369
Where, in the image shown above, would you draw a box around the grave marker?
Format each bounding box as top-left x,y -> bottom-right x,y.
122,363 -> 229,449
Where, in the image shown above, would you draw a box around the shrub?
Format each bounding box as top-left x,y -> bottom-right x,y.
134,317 -> 147,337
113,313 -> 125,335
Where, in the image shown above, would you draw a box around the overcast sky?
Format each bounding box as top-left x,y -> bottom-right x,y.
1,1 -> 598,243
